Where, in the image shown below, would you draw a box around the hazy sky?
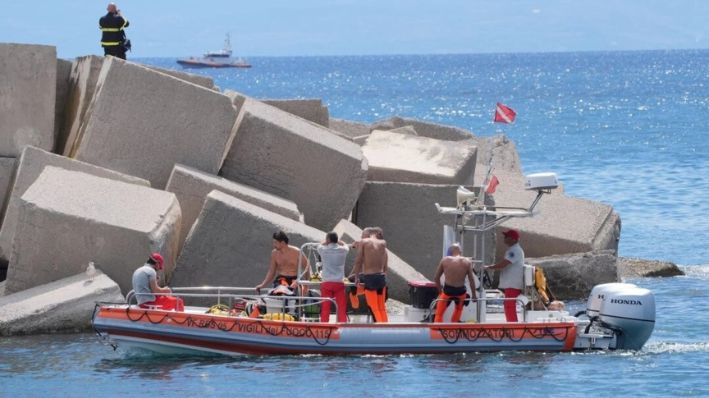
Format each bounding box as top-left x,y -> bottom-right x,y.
2,0 -> 708,58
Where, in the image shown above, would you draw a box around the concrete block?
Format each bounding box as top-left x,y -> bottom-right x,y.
371,116 -> 472,141
73,57 -> 238,188
0,270 -> 123,335
224,90 -> 248,114
333,219 -> 427,302
329,118 -> 370,141
362,130 -> 477,185
59,55 -> 105,156
0,43 -> 57,156
354,182 -> 495,278
263,99 -> 329,127
4,166 -> 180,295
527,251 -> 619,300
172,190 -> 324,291
220,98 -> 368,230
165,164 -> 303,249
490,169 -> 619,261
0,146 -> 150,263
145,65 -> 216,90
617,257 -> 684,279
472,134 -> 523,179
0,157 -> 16,221
54,58 -> 72,150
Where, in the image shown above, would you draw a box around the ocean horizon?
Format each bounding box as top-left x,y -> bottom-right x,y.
2,49 -> 708,397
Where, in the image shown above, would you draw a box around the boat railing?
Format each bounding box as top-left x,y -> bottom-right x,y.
123,287 -> 339,321
428,295 -> 530,323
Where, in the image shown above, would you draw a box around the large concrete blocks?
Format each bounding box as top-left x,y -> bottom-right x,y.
354,182 -> 495,279
527,251 -> 619,300
72,57 -> 239,188
263,99 -> 329,127
490,169 -> 620,261
54,58 -> 72,148
333,219 -> 427,302
0,146 -> 150,263
146,65 -> 217,90
0,157 -> 16,220
362,130 -> 477,185
172,190 -> 324,290
220,98 -> 368,230
371,116 -> 472,141
0,270 -> 123,335
0,43 -> 57,156
4,167 -> 180,295
329,118 -> 370,140
165,164 -> 303,249
59,55 -> 105,156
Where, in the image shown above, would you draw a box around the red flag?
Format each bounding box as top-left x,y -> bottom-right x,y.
486,175 -> 499,194
494,102 -> 516,124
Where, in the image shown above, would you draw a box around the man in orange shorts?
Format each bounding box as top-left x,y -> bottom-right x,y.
433,244 -> 477,323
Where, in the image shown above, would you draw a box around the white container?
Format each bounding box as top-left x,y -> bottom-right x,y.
524,264 -> 535,287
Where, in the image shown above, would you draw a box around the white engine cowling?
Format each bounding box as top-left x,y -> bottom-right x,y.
598,284 -> 656,350
586,282 -> 637,317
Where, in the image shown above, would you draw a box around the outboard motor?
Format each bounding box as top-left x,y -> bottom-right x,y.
597,284 -> 655,350
585,283 -> 637,317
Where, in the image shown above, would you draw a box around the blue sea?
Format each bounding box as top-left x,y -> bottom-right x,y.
2,50 -> 708,397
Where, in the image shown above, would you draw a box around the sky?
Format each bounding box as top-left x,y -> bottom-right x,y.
2,0 -> 708,58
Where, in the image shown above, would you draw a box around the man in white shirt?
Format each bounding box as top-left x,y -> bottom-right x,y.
131,252 -> 184,311
317,232 -> 349,322
486,229 -> 525,322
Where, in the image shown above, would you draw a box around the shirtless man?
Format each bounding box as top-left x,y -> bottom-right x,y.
351,227 -> 389,322
433,244 -> 477,322
255,230 -> 310,292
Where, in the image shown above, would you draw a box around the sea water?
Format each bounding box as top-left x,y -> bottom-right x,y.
1,50 -> 708,397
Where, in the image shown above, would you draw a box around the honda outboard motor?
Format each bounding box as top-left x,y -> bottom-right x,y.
597,284 -> 655,350
585,283 -> 637,317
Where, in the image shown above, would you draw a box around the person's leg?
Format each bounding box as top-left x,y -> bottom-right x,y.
434,293 -> 450,322
503,288 -> 521,322
320,282 -> 335,322
332,283 -> 347,322
376,287 -> 388,322
450,294 -> 467,322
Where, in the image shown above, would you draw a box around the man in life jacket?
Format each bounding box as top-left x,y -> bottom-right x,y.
485,229 -> 525,322
255,230 -> 310,292
351,227 -> 388,322
131,252 -> 184,311
99,3 -> 130,59
433,243 -> 477,323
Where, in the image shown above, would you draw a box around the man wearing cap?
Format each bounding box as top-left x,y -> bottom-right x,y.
131,252 -> 184,311
485,229 -> 525,322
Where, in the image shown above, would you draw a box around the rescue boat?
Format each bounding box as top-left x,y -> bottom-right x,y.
91,172 -> 655,356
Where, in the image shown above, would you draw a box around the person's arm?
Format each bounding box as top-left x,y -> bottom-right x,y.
256,252 -> 278,290
382,248 -> 388,274
433,261 -> 444,292
297,252 -> 310,287
467,264 -> 477,299
486,259 -> 511,271
149,277 -> 171,295
351,246 -> 364,283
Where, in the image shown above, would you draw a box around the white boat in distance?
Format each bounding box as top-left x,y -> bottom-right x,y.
177,34 -> 251,68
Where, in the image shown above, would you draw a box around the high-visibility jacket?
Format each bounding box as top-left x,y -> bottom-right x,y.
99,12 -> 129,47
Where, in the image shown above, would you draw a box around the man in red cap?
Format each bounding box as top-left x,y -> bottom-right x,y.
131,252 -> 184,311
486,229 -> 525,322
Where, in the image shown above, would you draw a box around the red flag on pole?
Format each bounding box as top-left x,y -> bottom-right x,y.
494,102 -> 516,124
486,175 -> 499,194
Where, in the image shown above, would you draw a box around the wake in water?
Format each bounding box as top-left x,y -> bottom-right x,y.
679,264 -> 709,279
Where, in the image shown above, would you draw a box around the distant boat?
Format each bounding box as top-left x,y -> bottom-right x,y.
177,34 -> 252,68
